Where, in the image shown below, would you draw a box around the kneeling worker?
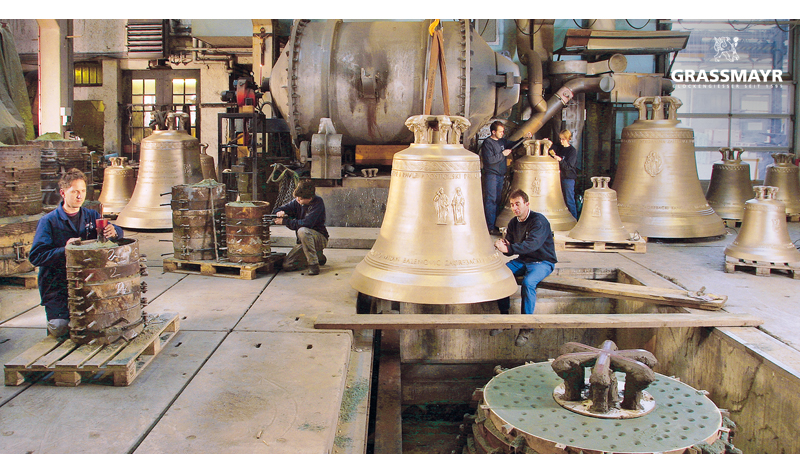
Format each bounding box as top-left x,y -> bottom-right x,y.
492,188 -> 557,347
274,180 -> 329,275
29,169 -> 123,337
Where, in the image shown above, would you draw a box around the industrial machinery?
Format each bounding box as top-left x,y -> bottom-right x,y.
116,112 -> 204,229
464,340 -> 739,454
351,115 -> 517,304
612,96 -> 725,239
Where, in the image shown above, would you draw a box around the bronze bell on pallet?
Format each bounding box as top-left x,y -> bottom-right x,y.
496,138 -> 577,231
724,186 -> 800,264
98,157 -> 136,217
350,115 -> 517,304
568,176 -> 630,242
763,153 -> 800,217
705,147 -> 752,222
116,112 -> 204,229
612,96 -> 725,239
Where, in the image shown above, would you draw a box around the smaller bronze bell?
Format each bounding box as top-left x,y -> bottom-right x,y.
496,138 -> 577,231
763,153 -> 800,217
724,186 -> 800,264
568,176 -> 630,242
705,147 -> 752,221
199,143 -> 218,181
98,157 -> 136,216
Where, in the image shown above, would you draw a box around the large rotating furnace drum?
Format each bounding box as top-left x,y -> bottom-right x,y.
270,19 -> 520,145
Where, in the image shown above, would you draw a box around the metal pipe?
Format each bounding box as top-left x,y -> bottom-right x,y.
509,75 -> 614,141
516,20 -> 547,114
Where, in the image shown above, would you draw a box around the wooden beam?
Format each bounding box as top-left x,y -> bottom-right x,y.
315,313 -> 762,331
539,275 -> 727,310
373,328 -> 402,454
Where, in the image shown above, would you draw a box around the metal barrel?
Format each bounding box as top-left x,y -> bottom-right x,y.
65,238 -> 147,345
171,180 -> 226,261
224,201 -> 271,263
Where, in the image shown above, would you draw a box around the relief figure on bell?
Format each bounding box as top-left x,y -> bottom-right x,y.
434,187 -> 450,225
452,187 -> 465,225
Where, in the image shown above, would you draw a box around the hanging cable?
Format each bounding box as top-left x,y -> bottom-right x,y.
573,19 -> 597,30
775,19 -> 791,33
625,19 -> 651,30
728,20 -> 753,32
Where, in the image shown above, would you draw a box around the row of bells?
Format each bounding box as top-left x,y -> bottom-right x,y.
352,101 -> 800,305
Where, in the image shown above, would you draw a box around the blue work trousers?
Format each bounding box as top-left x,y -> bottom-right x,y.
497,259 -> 555,315
484,173 -> 504,229
562,178 -> 578,219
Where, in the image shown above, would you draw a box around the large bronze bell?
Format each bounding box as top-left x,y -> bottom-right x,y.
496,138 -> 577,231
98,157 -> 136,216
763,153 -> 800,217
568,176 -> 630,242
705,147 -> 752,221
116,112 -> 204,229
724,186 -> 800,264
612,96 -> 725,238
350,115 -> 517,304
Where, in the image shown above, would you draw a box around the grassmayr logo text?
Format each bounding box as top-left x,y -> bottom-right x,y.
671,69 -> 783,83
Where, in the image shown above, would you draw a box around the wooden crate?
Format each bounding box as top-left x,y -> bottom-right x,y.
0,271 -> 38,289
554,233 -> 646,253
4,312 -> 180,387
162,252 -> 285,279
724,256 -> 799,279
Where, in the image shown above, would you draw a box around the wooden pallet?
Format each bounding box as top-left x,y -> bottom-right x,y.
554,233 -> 646,253
724,256 -> 800,279
162,252 -> 285,279
788,214 -> 800,222
4,312 -> 180,387
0,271 -> 38,289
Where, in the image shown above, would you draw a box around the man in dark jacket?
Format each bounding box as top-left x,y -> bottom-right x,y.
29,169 -> 123,337
492,188 -> 557,347
275,180 -> 329,275
480,121 -> 531,235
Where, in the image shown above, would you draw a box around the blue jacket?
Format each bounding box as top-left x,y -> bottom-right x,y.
480,137 -> 510,176
504,211 -> 558,264
276,196 -> 329,240
29,203 -> 124,319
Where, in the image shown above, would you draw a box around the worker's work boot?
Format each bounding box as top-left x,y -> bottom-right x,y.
514,329 -> 532,347
47,319 -> 69,338
317,252 -> 327,266
308,264 -> 320,275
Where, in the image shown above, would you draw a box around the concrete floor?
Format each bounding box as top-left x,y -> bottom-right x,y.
1,222 -> 799,453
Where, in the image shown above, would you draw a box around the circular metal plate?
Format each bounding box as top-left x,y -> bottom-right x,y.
483,362 -> 721,453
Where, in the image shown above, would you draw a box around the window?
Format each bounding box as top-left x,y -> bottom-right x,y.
172,78 -> 198,137
74,62 -> 102,86
666,20 -> 792,180
130,78 -> 157,145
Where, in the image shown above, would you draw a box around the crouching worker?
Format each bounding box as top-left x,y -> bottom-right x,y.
492,189 -> 557,347
29,169 -> 123,337
274,180 -> 329,275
